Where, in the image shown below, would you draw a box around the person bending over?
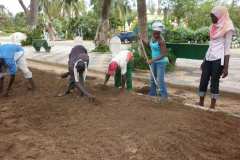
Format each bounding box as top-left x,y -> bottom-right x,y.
0,44 -> 35,97
104,50 -> 134,91
58,45 -> 95,101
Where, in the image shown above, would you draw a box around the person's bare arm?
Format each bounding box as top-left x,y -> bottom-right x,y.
4,75 -> 15,96
222,55 -> 230,78
57,82 -> 73,97
75,81 -> 95,101
148,40 -> 168,64
104,74 -> 110,85
0,77 -> 4,94
222,31 -> 233,78
61,72 -> 70,79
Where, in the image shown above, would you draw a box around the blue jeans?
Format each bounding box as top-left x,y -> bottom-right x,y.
148,62 -> 168,98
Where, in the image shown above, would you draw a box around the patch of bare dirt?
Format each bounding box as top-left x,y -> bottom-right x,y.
0,69 -> 240,160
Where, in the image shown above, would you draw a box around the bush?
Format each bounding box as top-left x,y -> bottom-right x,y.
0,31 -> 11,36
164,26 -> 210,44
134,22 -> 210,44
61,12 -> 98,40
194,27 -> 209,43
21,26 -> 43,46
130,42 -> 149,70
166,49 -> 176,72
164,26 -> 195,43
130,42 -> 176,72
92,44 -> 110,53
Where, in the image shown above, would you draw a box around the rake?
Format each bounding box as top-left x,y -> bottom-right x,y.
139,39 -> 160,96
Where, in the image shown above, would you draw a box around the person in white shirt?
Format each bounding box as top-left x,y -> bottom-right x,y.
104,50 -> 134,91
198,6 -> 235,109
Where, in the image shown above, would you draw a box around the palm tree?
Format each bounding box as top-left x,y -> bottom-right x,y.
40,0 -> 62,18
137,0 -> 148,42
157,0 -> 162,15
18,0 -> 38,27
95,0 -> 112,46
148,0 -> 156,15
112,0 -> 132,31
39,0 -> 86,40
39,0 -> 63,40
40,0 -> 85,18
61,0 -> 85,18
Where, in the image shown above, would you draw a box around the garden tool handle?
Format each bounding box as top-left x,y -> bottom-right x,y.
139,39 -> 159,89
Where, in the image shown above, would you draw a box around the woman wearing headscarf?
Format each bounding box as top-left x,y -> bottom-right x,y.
198,6 -> 235,109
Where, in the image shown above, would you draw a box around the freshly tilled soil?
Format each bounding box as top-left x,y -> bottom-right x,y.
0,69 -> 240,160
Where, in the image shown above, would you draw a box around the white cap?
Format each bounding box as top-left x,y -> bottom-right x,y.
10,32 -> 27,45
152,21 -> 164,32
109,36 -> 122,57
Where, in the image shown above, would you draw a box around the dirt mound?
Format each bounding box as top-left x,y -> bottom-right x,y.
0,69 -> 240,160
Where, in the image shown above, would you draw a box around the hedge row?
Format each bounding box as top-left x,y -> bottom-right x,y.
164,26 -> 210,44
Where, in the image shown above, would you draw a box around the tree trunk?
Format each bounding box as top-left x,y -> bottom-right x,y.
157,0 -> 161,15
94,0 -> 112,46
29,0 -> 38,26
18,0 -> 28,14
137,0 -> 148,42
163,7 -> 168,23
18,0 -> 38,27
47,21 -> 58,41
231,0 -> 240,8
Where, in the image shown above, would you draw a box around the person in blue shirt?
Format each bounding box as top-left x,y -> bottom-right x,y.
141,21 -> 169,100
0,44 -> 35,96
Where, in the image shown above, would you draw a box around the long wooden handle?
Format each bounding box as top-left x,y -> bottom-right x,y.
139,40 -> 160,89
139,40 -> 149,61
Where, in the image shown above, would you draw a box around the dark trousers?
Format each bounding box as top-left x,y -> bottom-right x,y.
199,59 -> 223,99
67,74 -> 84,95
114,61 -> 133,90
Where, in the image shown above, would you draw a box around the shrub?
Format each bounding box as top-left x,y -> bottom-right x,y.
130,42 -> 149,70
130,42 -> 176,72
21,26 -> 43,46
164,26 -> 195,43
164,26 -> 210,44
134,22 -> 210,44
62,13 -> 98,40
166,49 -> 177,72
194,27 -> 209,43
0,31 -> 10,36
92,44 -> 110,53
